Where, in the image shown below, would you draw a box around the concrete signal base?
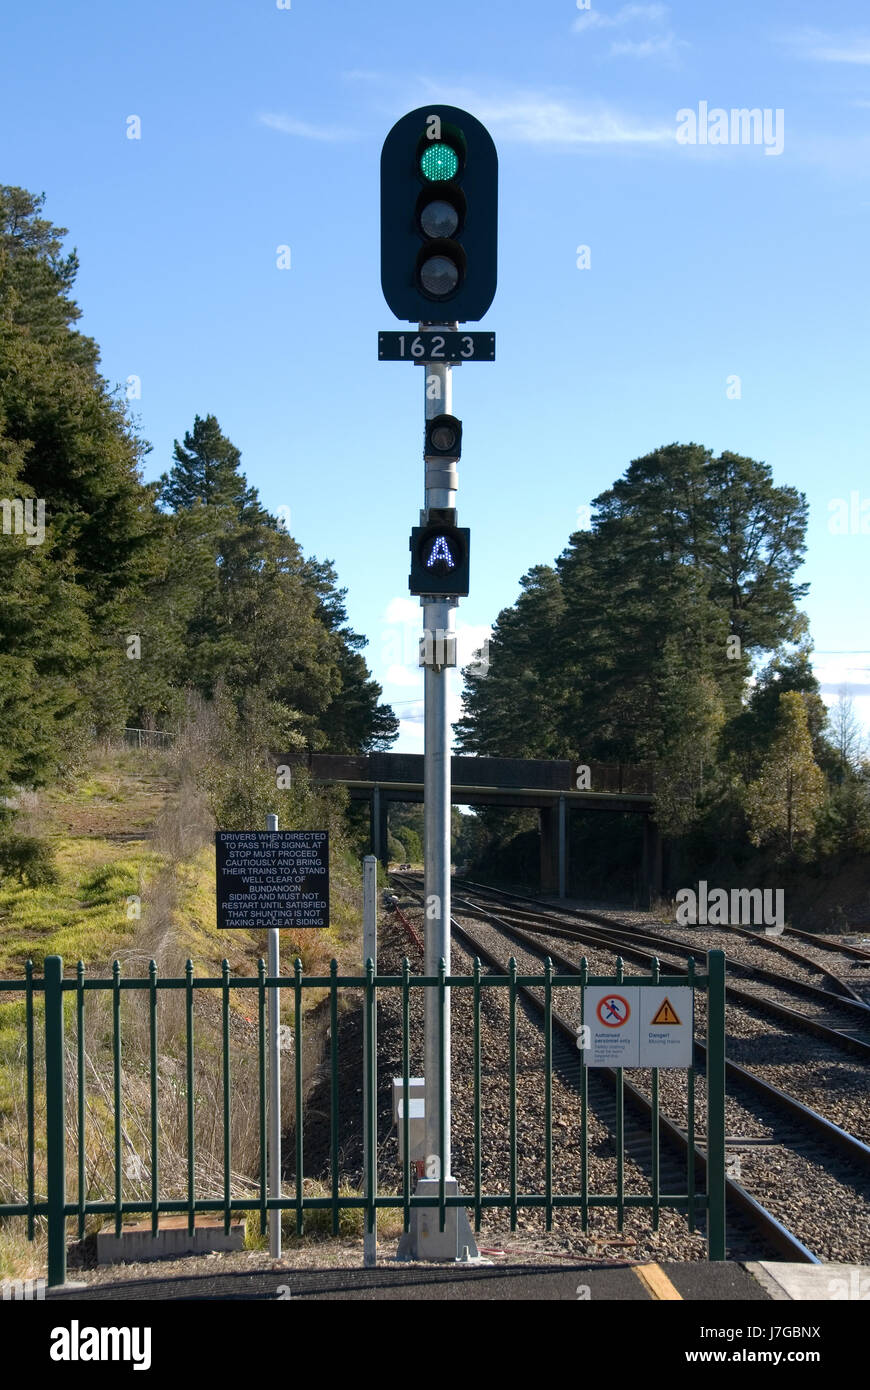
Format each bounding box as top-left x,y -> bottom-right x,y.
396,1180 -> 488,1263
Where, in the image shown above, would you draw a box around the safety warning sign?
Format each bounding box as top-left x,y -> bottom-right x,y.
583,986 -> 639,1066
640,987 -> 693,1066
582,986 -> 694,1068
650,998 -> 681,1026
596,994 -> 631,1028
215,830 -> 329,930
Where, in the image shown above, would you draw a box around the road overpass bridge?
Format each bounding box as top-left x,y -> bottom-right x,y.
288,753 -> 661,904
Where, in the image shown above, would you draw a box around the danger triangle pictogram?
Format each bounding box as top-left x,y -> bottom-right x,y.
651,998 -> 681,1025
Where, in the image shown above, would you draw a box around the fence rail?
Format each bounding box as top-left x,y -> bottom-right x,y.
0,951 -> 725,1286
122,727 -> 175,749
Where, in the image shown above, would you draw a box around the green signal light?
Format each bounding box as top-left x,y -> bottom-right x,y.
420,142 -> 459,182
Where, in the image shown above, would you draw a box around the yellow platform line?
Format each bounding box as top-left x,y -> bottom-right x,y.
633,1263 -> 683,1300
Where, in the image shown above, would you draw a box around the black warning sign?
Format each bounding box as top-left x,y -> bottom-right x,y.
216,830 -> 329,930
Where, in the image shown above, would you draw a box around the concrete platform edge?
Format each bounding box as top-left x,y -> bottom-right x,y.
744,1263 -> 791,1300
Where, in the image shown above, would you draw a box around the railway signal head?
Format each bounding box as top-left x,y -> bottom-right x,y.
425,413 -> 462,461
409,514 -> 470,597
381,105 -> 497,323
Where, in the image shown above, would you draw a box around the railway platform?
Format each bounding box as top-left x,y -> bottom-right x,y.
42,1259 -> 869,1301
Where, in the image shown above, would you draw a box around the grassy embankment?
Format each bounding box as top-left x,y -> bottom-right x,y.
0,742 -> 370,1278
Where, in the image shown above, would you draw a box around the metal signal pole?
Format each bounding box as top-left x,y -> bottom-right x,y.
380,104 -> 496,1260
421,332 -> 457,1187
265,812 -> 281,1258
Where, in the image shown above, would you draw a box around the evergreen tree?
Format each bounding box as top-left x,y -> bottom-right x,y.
646,647 -> 726,837
456,565 -> 564,756
458,442 -> 819,874
460,444 -> 810,776
0,186 -> 155,774
159,415 -> 266,521
745,691 -> 826,851
723,645 -> 831,784
155,418 -> 396,752
0,434 -> 90,788
300,557 -> 398,751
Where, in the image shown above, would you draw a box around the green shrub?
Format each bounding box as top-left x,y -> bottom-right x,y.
243,1185 -> 365,1247
0,834 -> 59,887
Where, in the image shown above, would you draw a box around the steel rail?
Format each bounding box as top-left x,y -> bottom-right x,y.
450,891 -> 870,1061
455,875 -> 869,1002
446,907 -> 821,1265
446,892 -> 870,1162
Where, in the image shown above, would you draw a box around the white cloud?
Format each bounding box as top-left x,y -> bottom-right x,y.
809,44 -> 870,65
573,3 -> 685,63
258,113 -> 360,141
574,3 -> 669,33
610,34 -> 686,59
341,73 -> 672,148
813,658 -> 870,737
786,28 -> 870,65
455,623 -> 492,668
454,93 -> 673,146
384,596 -> 420,624
384,664 -> 421,689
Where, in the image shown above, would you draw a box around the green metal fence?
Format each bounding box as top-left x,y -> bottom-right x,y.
0,950 -> 726,1286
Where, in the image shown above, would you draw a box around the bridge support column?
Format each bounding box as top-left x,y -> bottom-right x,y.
558,794 -> 567,899
642,817 -> 662,909
370,786 -> 390,868
539,801 -> 567,896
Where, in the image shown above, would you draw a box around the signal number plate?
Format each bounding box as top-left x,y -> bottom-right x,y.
378,331 -> 495,363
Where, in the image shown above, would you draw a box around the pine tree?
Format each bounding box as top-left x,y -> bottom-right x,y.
156,418 -> 396,752
460,445 -> 809,765
745,691 -> 826,851
300,557 -> 398,751
0,186 -> 155,774
159,415 -> 266,521
456,565 -> 564,756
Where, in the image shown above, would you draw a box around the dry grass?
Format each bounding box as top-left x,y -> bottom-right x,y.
1,706 -> 367,1279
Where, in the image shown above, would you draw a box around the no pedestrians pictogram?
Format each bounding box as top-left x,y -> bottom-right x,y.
596,994 -> 631,1028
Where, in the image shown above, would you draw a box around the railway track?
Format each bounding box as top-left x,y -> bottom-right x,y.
447,879 -> 870,1058
391,873 -> 870,1264
456,877 -> 870,1004
445,878 -> 870,1140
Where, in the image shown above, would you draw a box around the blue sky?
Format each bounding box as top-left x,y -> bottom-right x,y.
3,1 -> 869,750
